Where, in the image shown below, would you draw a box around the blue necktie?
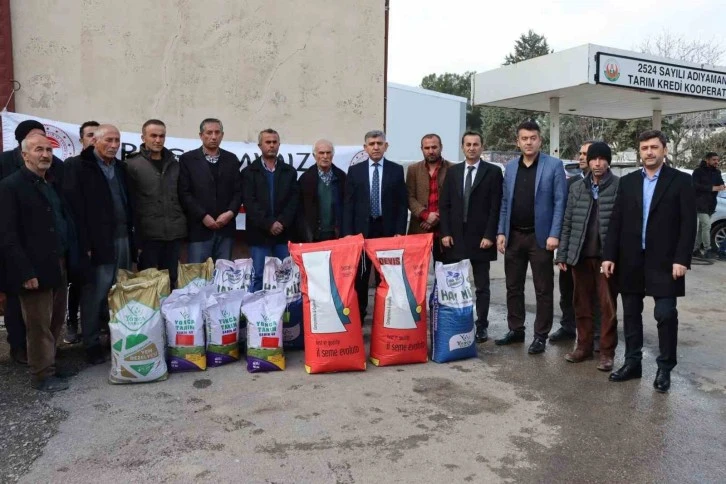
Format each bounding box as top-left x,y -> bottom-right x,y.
371,162 -> 381,218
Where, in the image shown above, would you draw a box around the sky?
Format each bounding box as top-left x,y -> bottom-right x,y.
387,0 -> 726,86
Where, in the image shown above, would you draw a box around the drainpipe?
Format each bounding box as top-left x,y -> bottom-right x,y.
383,0 -> 389,132
0,0 -> 14,152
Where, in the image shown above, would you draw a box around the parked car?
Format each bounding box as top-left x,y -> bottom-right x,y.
711,192 -> 726,253
562,161 -> 581,179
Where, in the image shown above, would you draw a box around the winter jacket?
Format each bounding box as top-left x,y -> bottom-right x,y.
556,171 -> 619,266
692,160 -> 724,214
125,145 -> 187,242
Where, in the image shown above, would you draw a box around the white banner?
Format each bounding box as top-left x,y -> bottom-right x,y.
597,52 -> 726,100
1,111 -> 369,230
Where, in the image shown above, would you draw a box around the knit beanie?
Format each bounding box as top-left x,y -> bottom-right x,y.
14,120 -> 46,143
586,142 -> 612,164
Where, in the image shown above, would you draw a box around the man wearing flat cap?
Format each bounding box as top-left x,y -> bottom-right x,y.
0,120 -> 65,365
556,142 -> 620,372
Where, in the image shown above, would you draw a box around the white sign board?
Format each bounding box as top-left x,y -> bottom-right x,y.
596,52 -> 726,101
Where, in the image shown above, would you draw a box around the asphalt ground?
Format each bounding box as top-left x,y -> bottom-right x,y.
1,257 -> 725,483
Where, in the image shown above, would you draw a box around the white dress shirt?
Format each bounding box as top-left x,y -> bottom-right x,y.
462,160 -> 480,193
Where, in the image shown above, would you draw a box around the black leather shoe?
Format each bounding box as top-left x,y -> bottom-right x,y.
608,363 -> 642,382
653,369 -> 671,393
495,330 -> 525,346
86,346 -> 106,366
549,327 -> 576,342
528,338 -> 546,354
475,326 -> 488,343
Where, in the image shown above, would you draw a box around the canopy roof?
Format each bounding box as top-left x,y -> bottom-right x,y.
473,44 -> 726,119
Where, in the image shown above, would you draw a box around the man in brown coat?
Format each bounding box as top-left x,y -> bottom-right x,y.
405,133 -> 452,261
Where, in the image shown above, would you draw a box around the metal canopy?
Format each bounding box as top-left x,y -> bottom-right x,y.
472,44 -> 726,157
473,44 -> 726,120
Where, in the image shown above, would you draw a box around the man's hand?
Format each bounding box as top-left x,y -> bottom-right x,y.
496,235 -> 506,254
216,210 -> 235,227
420,221 -> 432,231
23,278 -> 39,290
270,221 -> 284,236
546,237 -> 560,251
480,238 -> 493,249
715,184 -> 726,192
426,212 -> 440,226
441,236 -> 453,248
601,261 -> 615,279
672,263 -> 687,280
558,263 -> 568,272
203,214 -> 219,230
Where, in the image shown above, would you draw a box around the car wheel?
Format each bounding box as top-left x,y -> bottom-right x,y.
712,221 -> 726,252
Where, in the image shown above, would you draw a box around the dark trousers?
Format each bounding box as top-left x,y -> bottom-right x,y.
4,293 -> 27,351
67,277 -> 81,325
557,267 -> 575,331
571,258 -> 618,357
472,259 -> 491,329
138,239 -> 182,289
504,229 -> 554,339
356,218 -> 384,321
622,294 -> 679,371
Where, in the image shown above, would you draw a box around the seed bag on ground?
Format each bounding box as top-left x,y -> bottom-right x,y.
203,289 -> 246,367
241,290 -> 286,372
177,257 -> 214,291
364,233 -> 432,366
262,256 -> 304,349
108,277 -> 168,384
162,290 -> 206,372
289,235 -> 366,374
430,260 -> 476,363
212,258 -> 254,292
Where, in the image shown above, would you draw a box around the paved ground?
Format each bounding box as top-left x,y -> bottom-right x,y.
1,258 -> 725,483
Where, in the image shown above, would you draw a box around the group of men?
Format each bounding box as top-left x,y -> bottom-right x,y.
0,116 -> 704,394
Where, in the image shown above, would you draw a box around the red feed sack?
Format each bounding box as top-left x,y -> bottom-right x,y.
364,233 -> 433,366
289,235 -> 366,374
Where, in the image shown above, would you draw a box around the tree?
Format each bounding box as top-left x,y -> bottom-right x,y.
686,131 -> 726,167
420,71 -> 483,132
504,30 -> 553,65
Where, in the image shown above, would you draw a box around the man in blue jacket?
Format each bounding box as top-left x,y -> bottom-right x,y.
495,120 -> 567,354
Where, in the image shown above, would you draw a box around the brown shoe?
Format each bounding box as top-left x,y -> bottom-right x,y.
564,348 -> 593,363
10,347 -> 28,365
597,356 -> 614,372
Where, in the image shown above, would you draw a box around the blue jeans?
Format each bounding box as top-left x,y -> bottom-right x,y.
250,244 -> 289,292
187,233 -> 234,263
81,237 -> 131,350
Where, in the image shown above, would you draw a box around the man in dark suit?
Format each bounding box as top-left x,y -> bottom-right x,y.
342,130 -> 407,321
603,130 -> 697,393
63,125 -> 134,365
62,120 -> 99,345
439,131 -> 503,343
495,121 -> 568,354
0,120 -> 65,365
298,139 -> 346,242
241,129 -> 299,291
179,118 -> 243,262
0,134 -> 77,391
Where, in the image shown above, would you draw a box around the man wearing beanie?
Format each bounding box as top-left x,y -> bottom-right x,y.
0,120 -> 65,365
555,142 -> 620,371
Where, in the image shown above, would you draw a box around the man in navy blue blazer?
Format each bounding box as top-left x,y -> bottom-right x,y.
342,130 -> 407,321
495,120 -> 567,354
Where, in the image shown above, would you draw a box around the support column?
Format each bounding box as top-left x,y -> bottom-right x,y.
652,109 -> 662,130
549,97 -> 560,158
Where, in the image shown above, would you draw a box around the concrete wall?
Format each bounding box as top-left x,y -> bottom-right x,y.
10,0 -> 384,145
386,83 -> 466,162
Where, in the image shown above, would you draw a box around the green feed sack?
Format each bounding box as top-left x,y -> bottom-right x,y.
108,278 -> 168,384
